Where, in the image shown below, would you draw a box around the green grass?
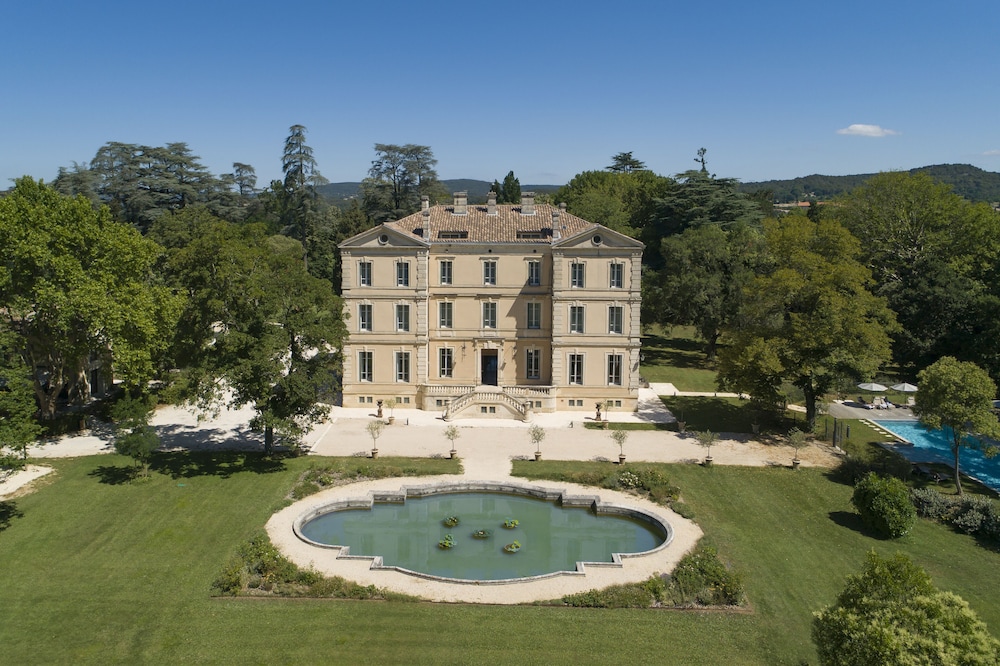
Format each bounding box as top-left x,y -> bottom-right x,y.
640,325 -> 720,391
3,452 -> 997,664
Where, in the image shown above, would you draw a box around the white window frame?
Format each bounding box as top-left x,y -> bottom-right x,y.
396,261 -> 410,287
570,262 -> 585,288
608,305 -> 623,334
526,348 -> 540,380
568,353 -> 584,385
439,347 -> 454,378
358,303 -> 373,332
395,303 -> 410,332
395,351 -> 410,383
609,262 -> 624,289
527,302 -> 541,330
359,261 -> 372,286
482,301 -> 497,329
440,260 -> 453,286
358,351 -> 373,382
527,260 -> 541,286
607,354 -> 623,386
438,301 -> 453,329
569,305 -> 585,333
483,260 -> 497,286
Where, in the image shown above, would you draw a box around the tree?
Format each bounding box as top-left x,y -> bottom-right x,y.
159,215 -> 346,455
360,144 -> 445,222
0,331 -> 42,461
232,162 -> 257,198
607,152 -> 646,173
278,125 -> 330,272
610,428 -> 629,459
554,169 -> 674,237
366,419 -> 384,453
111,392 -> 159,478
695,430 -> 716,462
851,473 -> 916,538
718,215 -> 897,429
914,356 -> 1000,495
444,424 -> 460,457
498,170 -> 521,204
528,424 -> 545,455
652,221 -> 767,359
812,551 -> 1000,665
0,178 -> 182,419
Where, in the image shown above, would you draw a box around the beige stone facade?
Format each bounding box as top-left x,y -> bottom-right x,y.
338,192 -> 643,419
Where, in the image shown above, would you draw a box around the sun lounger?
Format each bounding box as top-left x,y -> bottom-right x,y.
913,464 -> 951,483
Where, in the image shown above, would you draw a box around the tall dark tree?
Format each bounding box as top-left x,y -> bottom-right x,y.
232,162 -> 257,198
607,152 -> 646,173
498,170 -> 521,203
360,144 -> 445,222
281,125 -> 326,193
278,125 -> 330,271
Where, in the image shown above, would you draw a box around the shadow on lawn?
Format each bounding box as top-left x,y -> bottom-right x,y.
828,510 -> 892,540
89,451 -> 288,485
0,500 -> 24,532
641,333 -> 711,370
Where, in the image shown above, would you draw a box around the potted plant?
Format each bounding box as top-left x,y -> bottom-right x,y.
610,428 -> 629,465
695,429 -> 717,466
384,397 -> 398,424
676,411 -> 686,433
788,427 -> 807,469
444,425 -> 460,459
528,424 -> 545,461
366,419 -> 384,458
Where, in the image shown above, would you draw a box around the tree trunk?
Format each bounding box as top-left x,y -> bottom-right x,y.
704,330 -> 720,362
953,441 -> 963,495
264,425 -> 274,456
803,384 -> 817,432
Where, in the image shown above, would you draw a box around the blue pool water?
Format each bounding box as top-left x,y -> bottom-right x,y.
874,420 -> 1000,492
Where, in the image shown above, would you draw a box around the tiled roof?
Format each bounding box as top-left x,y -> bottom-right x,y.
384,204 -> 596,244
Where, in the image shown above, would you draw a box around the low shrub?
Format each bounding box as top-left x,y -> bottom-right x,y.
670,501 -> 695,520
910,487 -> 1000,544
910,487 -> 953,520
561,583 -> 654,608
666,544 -> 744,606
851,472 -> 917,538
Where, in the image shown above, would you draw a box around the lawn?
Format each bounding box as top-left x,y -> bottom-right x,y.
640,325 -> 720,391
2,452 -> 997,664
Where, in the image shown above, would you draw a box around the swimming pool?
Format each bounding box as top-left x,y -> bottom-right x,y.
874,420 -> 1000,492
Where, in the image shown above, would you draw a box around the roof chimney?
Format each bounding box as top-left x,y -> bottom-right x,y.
551,209 -> 560,241
559,202 -> 567,212
421,195 -> 429,212
487,191 -> 497,216
520,191 -> 535,216
452,191 -> 468,215
422,208 -> 431,241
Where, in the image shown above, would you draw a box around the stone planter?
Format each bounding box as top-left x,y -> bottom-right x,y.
534,451 -> 542,461
792,458 -> 801,469
387,416 -> 395,425
602,420 -> 609,429
371,448 -> 379,459
677,421 -> 686,433
704,455 -> 714,467
618,454 -> 626,465
450,449 -> 458,460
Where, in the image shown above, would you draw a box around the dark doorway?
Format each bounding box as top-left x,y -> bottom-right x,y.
481,351 -> 498,386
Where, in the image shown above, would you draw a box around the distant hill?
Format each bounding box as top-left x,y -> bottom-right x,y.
317,179 -> 562,203
739,164 -> 1000,204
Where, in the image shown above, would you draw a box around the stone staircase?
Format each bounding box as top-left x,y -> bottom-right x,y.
442,386 -> 530,421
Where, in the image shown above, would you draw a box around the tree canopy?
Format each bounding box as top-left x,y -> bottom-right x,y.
158,214 -> 346,454
360,144 -> 446,222
0,178 -> 182,418
914,356 -> 1000,495
812,551 -> 1000,665
718,214 -> 896,427
554,169 -> 673,238
607,151 -> 646,173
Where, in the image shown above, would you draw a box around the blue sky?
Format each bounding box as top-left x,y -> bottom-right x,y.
3,1 -> 999,188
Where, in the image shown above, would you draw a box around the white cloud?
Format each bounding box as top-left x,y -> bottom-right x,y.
836,124 -> 899,137
983,149 -> 1000,156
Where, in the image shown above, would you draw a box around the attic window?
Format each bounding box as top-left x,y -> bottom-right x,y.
438,230 -> 469,239
516,231 -> 545,240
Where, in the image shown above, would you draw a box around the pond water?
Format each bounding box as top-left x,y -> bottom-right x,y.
299,491 -> 665,581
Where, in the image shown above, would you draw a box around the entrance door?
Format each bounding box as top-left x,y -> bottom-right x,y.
481,351 -> 498,386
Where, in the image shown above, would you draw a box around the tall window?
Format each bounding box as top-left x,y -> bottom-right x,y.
358,304 -> 373,332
440,260 -> 453,285
396,261 -> 410,287
395,304 -> 410,332
609,263 -> 624,288
608,306 -> 623,334
439,348 -> 454,378
526,349 -> 540,380
570,262 -> 585,288
527,302 -> 541,329
482,302 -> 497,329
395,352 -> 410,382
439,301 -> 453,328
568,354 -> 584,385
359,261 -> 372,286
483,260 -> 497,285
569,306 -> 585,333
527,260 -> 541,286
358,351 -> 373,382
607,354 -> 623,386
